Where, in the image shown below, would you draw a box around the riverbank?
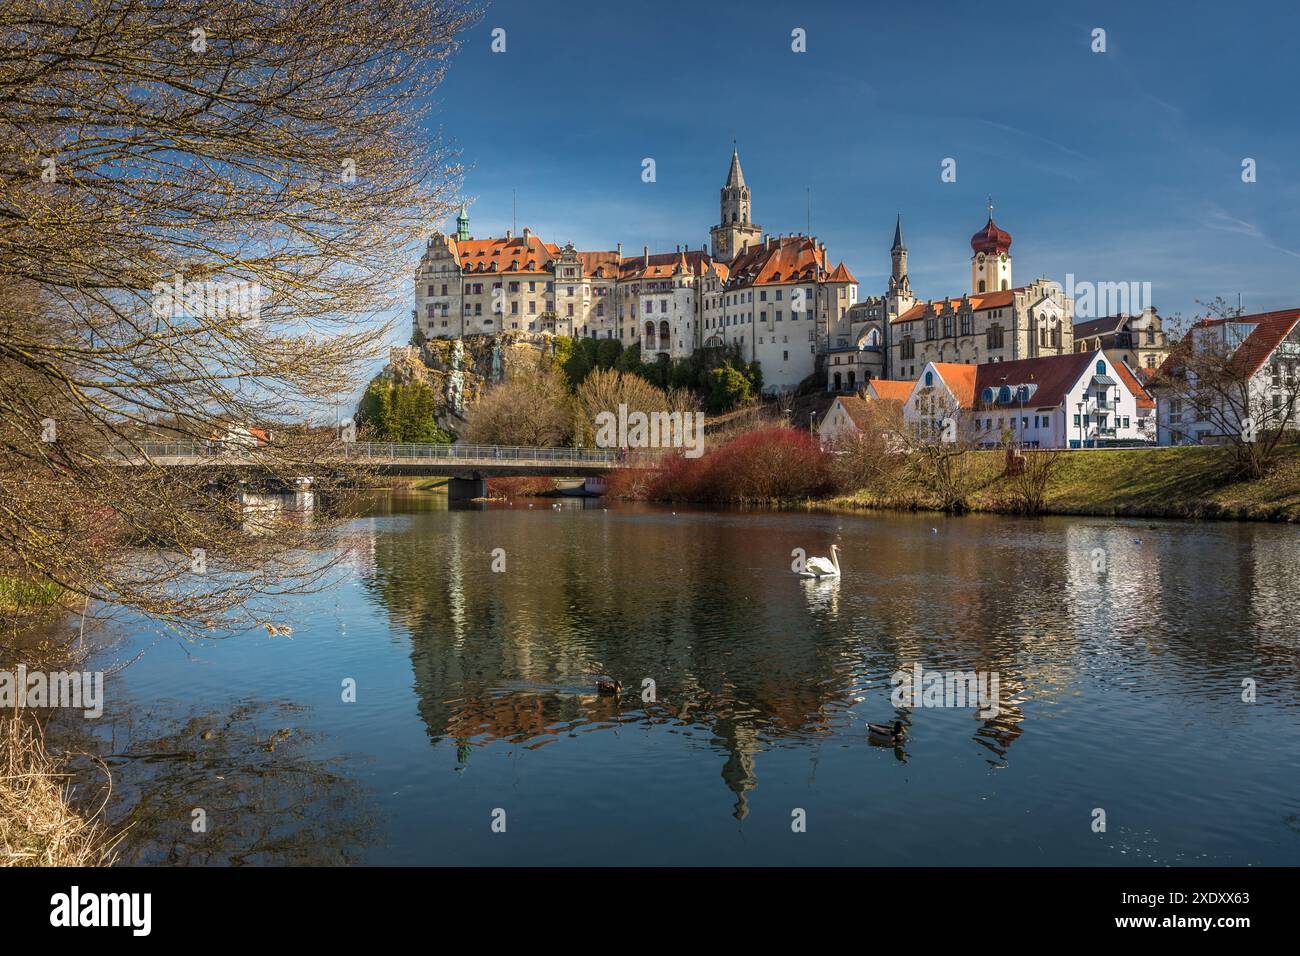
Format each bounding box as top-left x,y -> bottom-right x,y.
823,444 -> 1300,522
1,609 -> 117,867
361,476 -> 450,493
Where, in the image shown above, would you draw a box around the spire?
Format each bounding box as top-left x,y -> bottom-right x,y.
726,146 -> 745,189
891,213 -> 905,251
987,195 -> 994,222
456,203 -> 469,242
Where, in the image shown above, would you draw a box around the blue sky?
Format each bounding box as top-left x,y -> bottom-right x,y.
414,0 -> 1299,339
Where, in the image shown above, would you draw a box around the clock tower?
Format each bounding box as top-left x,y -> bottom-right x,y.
710,147 -> 761,262
970,198 -> 1013,294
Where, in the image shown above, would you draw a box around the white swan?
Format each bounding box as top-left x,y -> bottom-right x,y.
800,544 -> 841,578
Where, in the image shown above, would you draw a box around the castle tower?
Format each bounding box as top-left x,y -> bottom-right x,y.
710,147 -> 761,262
886,214 -> 914,314
456,204 -> 470,242
970,198 -> 1012,294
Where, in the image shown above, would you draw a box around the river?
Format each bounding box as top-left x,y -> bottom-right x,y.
69,495 -> 1300,865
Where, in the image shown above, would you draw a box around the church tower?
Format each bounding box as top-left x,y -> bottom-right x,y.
456,203 -> 470,242
970,199 -> 1012,294
710,147 -> 761,262
886,213 -> 915,317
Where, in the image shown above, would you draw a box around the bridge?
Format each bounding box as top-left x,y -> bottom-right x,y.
114,441 -> 655,499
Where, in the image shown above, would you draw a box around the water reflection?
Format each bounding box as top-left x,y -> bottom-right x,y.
358,498 -> 1300,827
77,492 -> 1300,864
62,700 -> 375,865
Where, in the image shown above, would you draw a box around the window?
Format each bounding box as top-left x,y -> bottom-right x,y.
924,370 -> 934,387
1096,360 -> 1106,375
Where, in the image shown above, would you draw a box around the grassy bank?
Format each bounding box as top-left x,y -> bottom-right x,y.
826,444 -> 1300,522
1,591 -> 118,867
0,577 -> 64,615
361,476 -> 450,492
1,717 -> 118,866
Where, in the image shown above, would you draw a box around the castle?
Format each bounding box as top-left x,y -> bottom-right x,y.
414,149 -> 859,393
829,203 -> 1078,392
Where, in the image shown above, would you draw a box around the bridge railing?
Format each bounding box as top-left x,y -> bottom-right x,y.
120,440 -> 637,465
340,442 -> 624,464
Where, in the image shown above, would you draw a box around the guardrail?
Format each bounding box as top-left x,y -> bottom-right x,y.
119,441 -> 638,466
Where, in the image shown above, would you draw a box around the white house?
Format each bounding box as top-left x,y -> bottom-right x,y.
1150,308 -> 1300,446
901,350 -> 1152,449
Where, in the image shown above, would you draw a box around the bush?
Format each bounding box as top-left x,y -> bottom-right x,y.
358,379 -> 452,443
647,428 -> 832,502
705,365 -> 753,412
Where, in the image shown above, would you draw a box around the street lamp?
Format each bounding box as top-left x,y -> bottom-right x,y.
1077,400 -> 1085,448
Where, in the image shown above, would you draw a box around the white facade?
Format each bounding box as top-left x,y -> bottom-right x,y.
901,351 -> 1148,450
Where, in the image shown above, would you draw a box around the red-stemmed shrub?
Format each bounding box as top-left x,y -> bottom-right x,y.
486,476 -> 554,498
643,427 -> 832,502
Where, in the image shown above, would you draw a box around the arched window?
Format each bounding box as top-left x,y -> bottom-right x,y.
1096,360 -> 1106,375
978,280 -> 987,293
833,372 -> 842,391
924,370 -> 934,387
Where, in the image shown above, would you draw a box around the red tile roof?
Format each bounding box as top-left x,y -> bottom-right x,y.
893,289 -> 1021,324
825,262 -> 858,284
726,236 -> 828,287
1153,307 -> 1300,380
450,234 -> 554,275
619,250 -> 713,281
1114,360 -> 1155,409
576,251 -> 619,277
867,379 -> 913,402
829,394 -> 875,431
926,362 -> 980,407
968,352 -> 1096,409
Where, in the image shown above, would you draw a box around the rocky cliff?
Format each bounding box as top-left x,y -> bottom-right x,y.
363,332 -> 554,437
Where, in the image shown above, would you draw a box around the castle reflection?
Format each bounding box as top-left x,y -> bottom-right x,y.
357,496 -> 1300,814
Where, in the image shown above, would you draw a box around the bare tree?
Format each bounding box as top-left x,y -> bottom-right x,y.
826,400 -> 908,495
1150,298 -> 1300,478
462,358 -> 576,447
574,368 -> 697,446
0,0 -> 477,638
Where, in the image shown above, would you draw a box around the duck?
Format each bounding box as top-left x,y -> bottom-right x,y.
596,678 -> 622,696
867,720 -> 905,743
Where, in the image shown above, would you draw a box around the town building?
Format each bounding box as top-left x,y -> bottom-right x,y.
1073,308 -> 1171,374
900,350 -> 1153,449
817,394 -> 874,443
840,206 -> 1077,388
413,149 -> 858,394
1150,308 -> 1300,445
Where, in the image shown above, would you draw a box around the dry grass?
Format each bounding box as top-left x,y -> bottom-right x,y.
0,716 -> 120,867
825,444 -> 1300,522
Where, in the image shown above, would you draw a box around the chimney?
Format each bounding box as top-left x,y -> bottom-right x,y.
523,227 -> 531,240
617,242 -> 622,259
643,245 -> 649,267
505,229 -> 512,240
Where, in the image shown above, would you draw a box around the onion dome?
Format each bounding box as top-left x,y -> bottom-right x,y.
970,216 -> 1012,256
